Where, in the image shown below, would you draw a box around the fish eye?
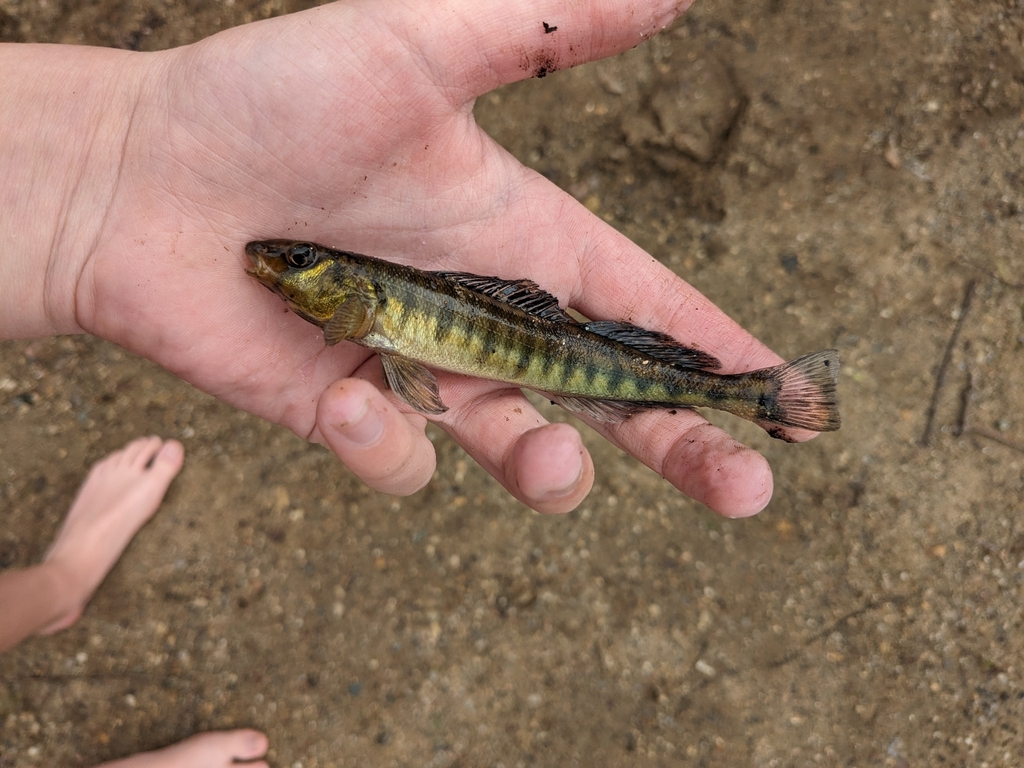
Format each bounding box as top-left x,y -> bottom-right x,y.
286,243 -> 318,269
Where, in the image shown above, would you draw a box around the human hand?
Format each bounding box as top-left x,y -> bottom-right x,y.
32,0 -> 804,516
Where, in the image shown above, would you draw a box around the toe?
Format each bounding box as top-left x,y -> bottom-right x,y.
139,729 -> 269,768
121,436 -> 163,469
148,440 -> 185,478
222,729 -> 269,761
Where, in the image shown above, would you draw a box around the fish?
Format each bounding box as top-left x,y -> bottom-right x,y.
245,240 -> 840,439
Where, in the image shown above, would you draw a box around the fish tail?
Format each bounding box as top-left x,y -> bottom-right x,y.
758,349 -> 841,434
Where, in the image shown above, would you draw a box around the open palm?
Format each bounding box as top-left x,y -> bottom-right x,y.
75,0 -> 794,516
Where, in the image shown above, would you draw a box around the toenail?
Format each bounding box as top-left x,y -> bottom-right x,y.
160,441 -> 184,462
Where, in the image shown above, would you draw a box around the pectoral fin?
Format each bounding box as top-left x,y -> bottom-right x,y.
379,354 -> 448,415
323,297 -> 372,346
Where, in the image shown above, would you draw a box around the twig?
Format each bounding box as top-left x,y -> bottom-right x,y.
966,427 -> 1024,456
954,368 -> 975,437
921,279 -> 976,446
21,672 -> 160,683
766,592 -> 913,669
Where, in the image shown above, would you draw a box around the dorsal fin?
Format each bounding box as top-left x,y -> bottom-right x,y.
434,271 -> 575,323
582,321 -> 722,371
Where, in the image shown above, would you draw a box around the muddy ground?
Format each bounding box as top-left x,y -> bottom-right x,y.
2,0 -> 1024,765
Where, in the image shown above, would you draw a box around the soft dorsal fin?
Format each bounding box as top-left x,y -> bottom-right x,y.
434,271 -> 575,323
582,321 -> 722,371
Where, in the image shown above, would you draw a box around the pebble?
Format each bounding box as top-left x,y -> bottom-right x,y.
694,659 -> 716,678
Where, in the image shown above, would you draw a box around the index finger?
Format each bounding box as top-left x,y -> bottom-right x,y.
459,166 -> 796,516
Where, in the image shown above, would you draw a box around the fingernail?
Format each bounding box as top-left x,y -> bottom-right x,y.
651,1 -> 693,34
539,452 -> 584,501
336,397 -> 385,447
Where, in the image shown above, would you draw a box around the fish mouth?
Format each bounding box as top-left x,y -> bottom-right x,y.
245,241 -> 288,288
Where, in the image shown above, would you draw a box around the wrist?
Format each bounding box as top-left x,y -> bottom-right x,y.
0,43 -> 156,339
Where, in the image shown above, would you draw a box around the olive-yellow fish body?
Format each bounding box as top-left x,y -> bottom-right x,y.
246,240 -> 840,436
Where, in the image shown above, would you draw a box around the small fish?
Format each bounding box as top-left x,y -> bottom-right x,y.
246,240 -> 840,438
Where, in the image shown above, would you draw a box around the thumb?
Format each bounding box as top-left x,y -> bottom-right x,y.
380,0 -> 694,99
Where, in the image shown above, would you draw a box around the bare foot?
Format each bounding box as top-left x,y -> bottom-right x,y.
39,436 -> 185,634
95,729 -> 269,768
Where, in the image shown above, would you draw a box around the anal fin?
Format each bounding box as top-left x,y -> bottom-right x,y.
550,394 -> 649,423
379,354 -> 448,415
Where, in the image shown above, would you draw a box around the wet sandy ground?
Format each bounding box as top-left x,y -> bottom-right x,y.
2,0 -> 1024,765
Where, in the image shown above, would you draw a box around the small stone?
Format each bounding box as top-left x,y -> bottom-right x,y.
694,659 -> 716,677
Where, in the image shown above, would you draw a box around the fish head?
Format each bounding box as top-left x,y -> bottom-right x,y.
246,240 -> 367,327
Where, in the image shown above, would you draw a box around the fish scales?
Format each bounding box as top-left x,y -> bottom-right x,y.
245,240 -> 841,437
415,285 -> 726,406
386,271 -> 647,398
382,277 -> 576,396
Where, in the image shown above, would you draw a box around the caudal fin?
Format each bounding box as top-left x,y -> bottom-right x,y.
765,350 -> 841,433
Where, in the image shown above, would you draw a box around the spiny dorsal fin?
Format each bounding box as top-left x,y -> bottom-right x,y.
379,354 -> 448,415
582,321 -> 722,371
435,271 -> 575,323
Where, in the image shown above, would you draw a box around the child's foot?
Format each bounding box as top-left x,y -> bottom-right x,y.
95,729 -> 269,768
39,436 -> 185,634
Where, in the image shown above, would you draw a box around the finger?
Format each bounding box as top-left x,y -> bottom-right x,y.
431,378 -> 594,513
551,209 -> 792,514
445,170 -> 803,514
552,206 -> 812,501
425,165 -> 785,376
505,422 -> 594,514
599,411 -> 774,518
560,203 -> 825,448
661,423 -> 774,517
394,0 -> 694,98
315,378 -> 437,496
